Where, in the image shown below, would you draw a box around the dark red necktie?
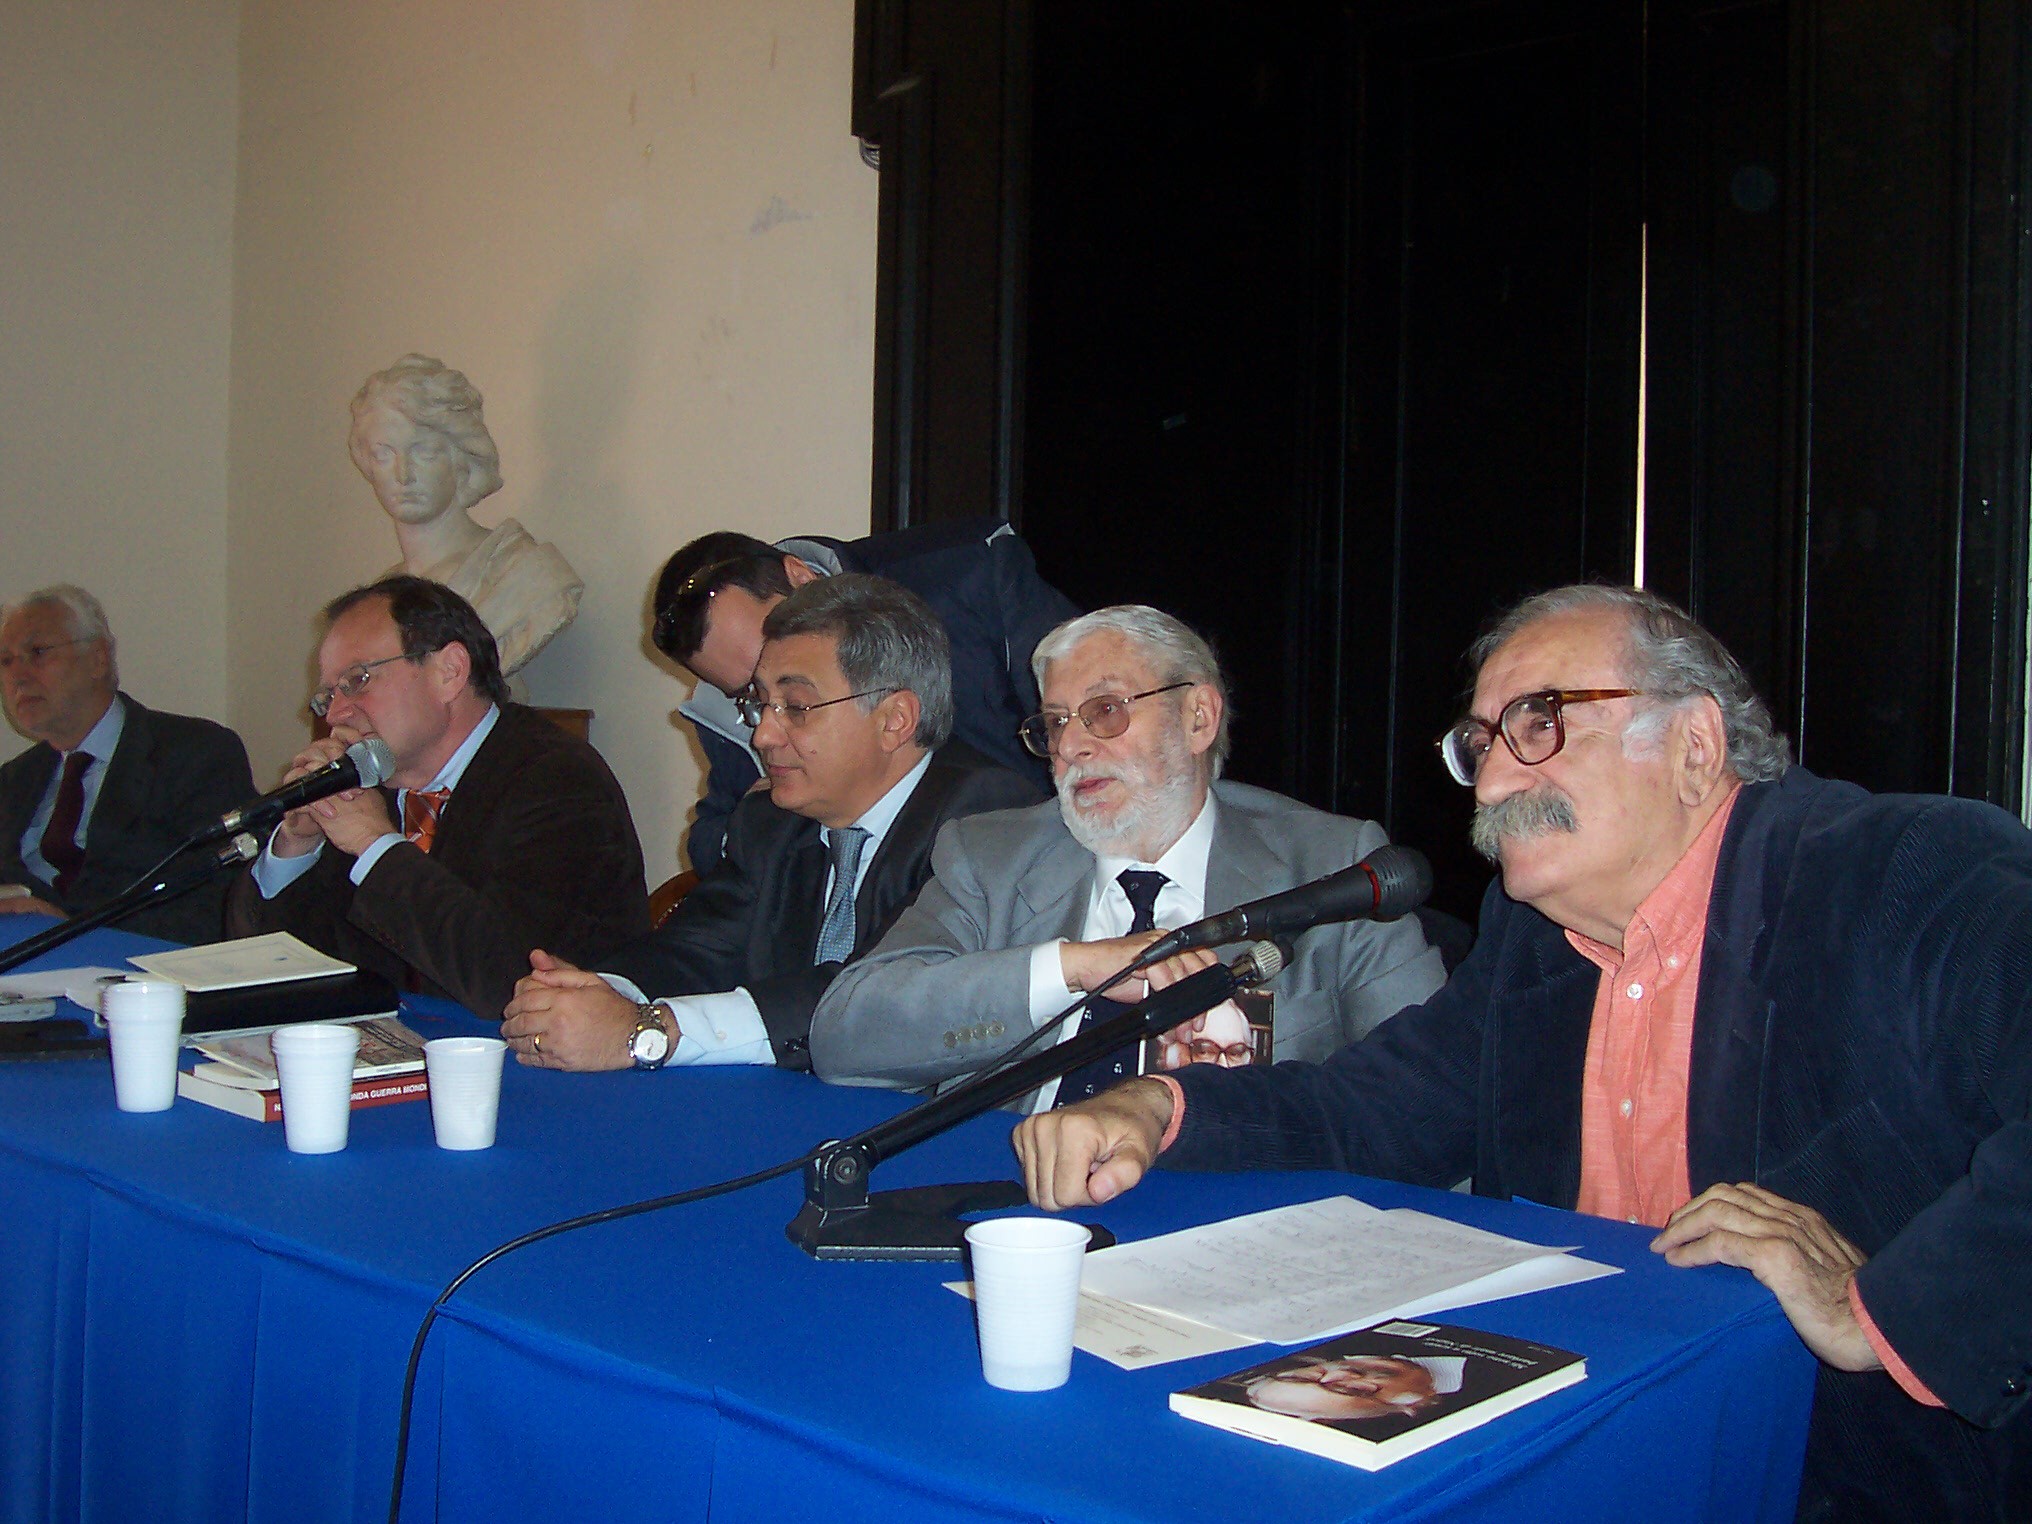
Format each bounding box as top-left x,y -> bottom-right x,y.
40,750 -> 90,897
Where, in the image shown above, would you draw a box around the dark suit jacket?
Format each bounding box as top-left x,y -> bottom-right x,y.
1165,768 -> 2032,1522
683,518 -> 1078,870
226,704 -> 650,1018
0,694 -> 254,944
604,740 -> 1040,1071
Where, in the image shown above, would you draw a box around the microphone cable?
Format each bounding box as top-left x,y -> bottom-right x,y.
385,1145 -> 820,1524
384,938 -> 1271,1521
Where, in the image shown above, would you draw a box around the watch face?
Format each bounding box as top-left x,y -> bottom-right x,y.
633,1022 -> 671,1064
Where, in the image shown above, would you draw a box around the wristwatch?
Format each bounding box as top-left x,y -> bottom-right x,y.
628,1001 -> 676,1069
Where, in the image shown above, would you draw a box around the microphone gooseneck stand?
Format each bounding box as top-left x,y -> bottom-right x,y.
786,943 -> 1289,1261
0,834 -> 259,976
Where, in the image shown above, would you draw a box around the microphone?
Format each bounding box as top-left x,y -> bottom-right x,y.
1136,845 -> 1433,963
196,737 -> 398,844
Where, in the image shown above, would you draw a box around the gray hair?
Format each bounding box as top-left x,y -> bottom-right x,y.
1471,584 -> 1791,783
3,583 -> 118,685
1032,605 -> 1232,776
761,573 -> 954,749
348,354 -> 504,510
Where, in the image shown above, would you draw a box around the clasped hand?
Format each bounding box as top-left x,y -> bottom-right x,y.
268,726 -> 394,859
500,949 -> 641,1069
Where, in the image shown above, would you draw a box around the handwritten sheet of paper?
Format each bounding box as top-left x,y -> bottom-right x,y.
1078,1195 -> 1619,1346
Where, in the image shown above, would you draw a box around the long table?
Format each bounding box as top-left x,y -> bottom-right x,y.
0,921 -> 1813,1523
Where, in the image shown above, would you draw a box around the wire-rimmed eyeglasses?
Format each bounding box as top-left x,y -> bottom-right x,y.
1436,688 -> 1641,785
1018,682 -> 1192,759
735,686 -> 899,730
310,654 -> 415,718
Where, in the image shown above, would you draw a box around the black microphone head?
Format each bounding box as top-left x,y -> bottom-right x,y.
1361,844 -> 1433,919
347,737 -> 398,788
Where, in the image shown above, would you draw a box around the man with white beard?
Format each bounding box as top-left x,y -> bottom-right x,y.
808,606 -> 1445,1106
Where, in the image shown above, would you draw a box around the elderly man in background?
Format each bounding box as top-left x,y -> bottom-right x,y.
1016,584 -> 2032,1522
0,584 -> 253,943
227,575 -> 647,1017
650,520 -> 1077,872
501,575 -> 1040,1072
810,605 -> 1445,1102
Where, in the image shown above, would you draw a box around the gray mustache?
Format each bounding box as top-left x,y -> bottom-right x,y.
1470,789 -> 1578,863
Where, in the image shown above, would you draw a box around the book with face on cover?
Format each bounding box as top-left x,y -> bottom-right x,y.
1137,989 -> 1272,1077
1169,1321 -> 1585,1472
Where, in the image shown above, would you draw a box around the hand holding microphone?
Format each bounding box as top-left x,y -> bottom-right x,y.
213,734 -> 399,858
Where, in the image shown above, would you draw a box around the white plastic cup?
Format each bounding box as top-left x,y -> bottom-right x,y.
964,1216 -> 1092,1391
269,1023 -> 362,1154
102,979 -> 185,1113
423,1036 -> 508,1150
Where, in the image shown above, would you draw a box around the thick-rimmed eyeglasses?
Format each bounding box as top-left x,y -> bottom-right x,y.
1019,682 -> 1192,759
310,654 -> 414,718
1437,688 -> 1641,785
0,638 -> 91,674
735,687 -> 899,730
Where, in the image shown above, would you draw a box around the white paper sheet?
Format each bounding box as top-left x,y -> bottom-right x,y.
0,966 -> 129,1016
128,933 -> 355,991
943,1281 -> 1261,1369
1079,1195 -> 1619,1346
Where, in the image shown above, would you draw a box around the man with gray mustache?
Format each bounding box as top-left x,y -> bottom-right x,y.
1017,584 -> 2032,1522
809,605 -> 1444,1105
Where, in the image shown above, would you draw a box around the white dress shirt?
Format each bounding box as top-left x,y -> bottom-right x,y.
1022,791 -> 1219,1111
605,751 -> 936,1067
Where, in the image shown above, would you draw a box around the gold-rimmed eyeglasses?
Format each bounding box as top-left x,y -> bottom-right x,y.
1018,682 -> 1192,759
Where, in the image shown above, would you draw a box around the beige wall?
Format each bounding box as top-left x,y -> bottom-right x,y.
0,0 -> 241,762
225,0 -> 877,877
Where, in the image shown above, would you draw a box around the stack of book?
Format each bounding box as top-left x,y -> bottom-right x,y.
177,1016 -> 429,1122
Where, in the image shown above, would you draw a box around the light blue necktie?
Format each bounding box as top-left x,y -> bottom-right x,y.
813,826 -> 870,965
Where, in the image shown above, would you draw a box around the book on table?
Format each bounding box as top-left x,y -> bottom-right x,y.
127,932 -> 399,1038
1169,1321 -> 1585,1471
176,1067 -> 432,1122
177,1015 -> 430,1122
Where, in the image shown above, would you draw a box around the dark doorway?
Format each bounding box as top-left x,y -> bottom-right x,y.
854,0 -> 2032,923
1019,2 -> 1645,920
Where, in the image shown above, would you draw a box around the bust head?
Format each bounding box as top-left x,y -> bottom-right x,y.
348,355 -> 504,528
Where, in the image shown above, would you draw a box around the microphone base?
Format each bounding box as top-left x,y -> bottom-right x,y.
785,1146 -> 1112,1260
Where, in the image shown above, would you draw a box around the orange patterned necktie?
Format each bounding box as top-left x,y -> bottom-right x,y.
402,788 -> 452,853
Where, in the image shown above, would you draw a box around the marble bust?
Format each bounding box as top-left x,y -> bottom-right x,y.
349,354 -> 582,676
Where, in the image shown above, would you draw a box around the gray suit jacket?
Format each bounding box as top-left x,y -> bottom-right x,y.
809,780 -> 1448,1090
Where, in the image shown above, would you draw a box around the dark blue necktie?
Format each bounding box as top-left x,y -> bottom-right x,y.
1053,869 -> 1168,1107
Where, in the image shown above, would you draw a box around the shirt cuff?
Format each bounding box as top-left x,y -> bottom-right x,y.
348,833 -> 407,886
1151,1073 -> 1187,1154
1848,1277 -> 1944,1407
251,833 -> 322,898
595,974 -> 775,1067
1028,940 -> 1075,1023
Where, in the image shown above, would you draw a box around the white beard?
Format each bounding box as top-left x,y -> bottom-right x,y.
1056,725 -> 1204,861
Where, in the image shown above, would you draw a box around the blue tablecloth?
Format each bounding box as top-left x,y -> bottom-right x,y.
0,921 -> 1812,1523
